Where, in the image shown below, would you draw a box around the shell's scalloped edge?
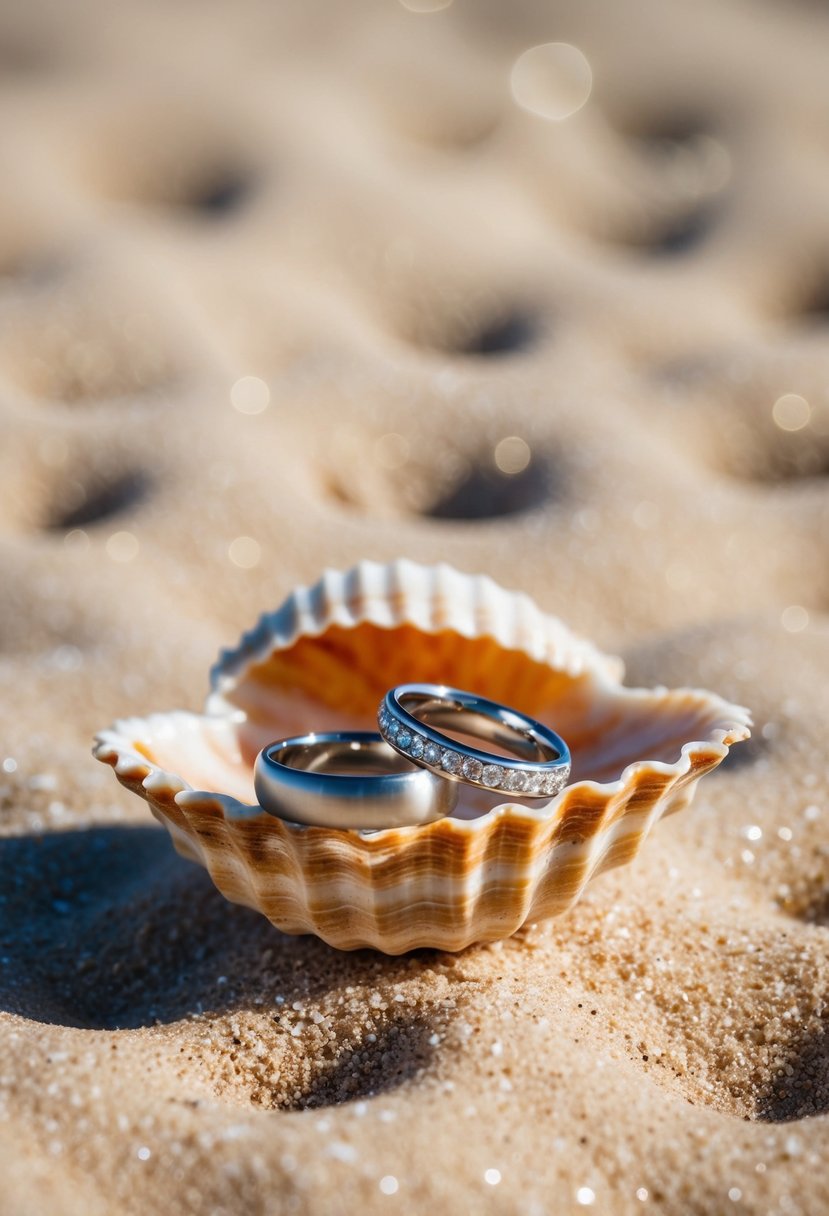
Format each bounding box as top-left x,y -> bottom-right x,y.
92,686 -> 751,841
207,558 -> 626,706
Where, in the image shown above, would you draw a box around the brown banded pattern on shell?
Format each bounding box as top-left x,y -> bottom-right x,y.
93,559 -> 751,953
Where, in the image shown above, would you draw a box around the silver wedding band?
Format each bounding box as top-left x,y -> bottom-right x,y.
254,731 -> 458,830
378,683 -> 570,799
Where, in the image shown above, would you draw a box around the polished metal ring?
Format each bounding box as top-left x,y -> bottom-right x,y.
254,731 -> 458,830
378,684 -> 571,799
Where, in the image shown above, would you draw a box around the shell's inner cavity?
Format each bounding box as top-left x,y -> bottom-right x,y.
199,622 -> 741,800
227,624 -> 580,721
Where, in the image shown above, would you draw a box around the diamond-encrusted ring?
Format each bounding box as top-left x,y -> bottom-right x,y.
255,732 -> 458,830
378,684 -> 571,799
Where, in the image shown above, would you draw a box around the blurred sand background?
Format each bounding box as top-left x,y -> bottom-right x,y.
2,0 -> 829,1212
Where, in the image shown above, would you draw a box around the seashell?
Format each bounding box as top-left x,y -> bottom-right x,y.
93,559 -> 751,954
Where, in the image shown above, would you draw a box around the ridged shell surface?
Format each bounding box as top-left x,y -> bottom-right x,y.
93,559 -> 751,953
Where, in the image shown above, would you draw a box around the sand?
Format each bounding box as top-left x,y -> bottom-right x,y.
2,0 -> 829,1212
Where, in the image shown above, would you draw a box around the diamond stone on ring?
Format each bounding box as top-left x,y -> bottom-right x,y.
378,684 -> 571,799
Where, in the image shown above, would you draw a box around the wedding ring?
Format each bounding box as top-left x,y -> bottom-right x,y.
378,684 -> 570,799
254,731 -> 458,830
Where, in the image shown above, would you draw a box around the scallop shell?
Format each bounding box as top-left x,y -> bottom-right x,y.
93,559 -> 751,953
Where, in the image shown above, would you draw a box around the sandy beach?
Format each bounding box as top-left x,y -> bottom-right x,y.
2,0 -> 829,1212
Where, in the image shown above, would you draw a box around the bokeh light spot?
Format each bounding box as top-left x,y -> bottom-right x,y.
494,436 -> 531,475
781,605 -> 809,633
510,43 -> 592,121
399,0 -> 452,10
231,376 -> 270,415
106,531 -> 139,563
228,536 -> 261,569
772,393 -> 810,432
